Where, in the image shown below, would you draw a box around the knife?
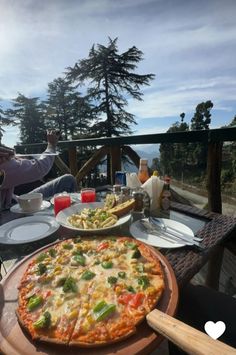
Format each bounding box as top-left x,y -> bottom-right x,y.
150,217 -> 203,242
138,220 -> 179,245
140,220 -> 204,249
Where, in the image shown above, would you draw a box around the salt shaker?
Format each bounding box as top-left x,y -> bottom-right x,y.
120,186 -> 131,203
132,190 -> 145,221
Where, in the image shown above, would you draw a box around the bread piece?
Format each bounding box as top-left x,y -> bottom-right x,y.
108,198 -> 135,217
104,194 -> 117,209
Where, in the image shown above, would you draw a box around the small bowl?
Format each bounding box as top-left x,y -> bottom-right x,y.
17,193 -> 43,212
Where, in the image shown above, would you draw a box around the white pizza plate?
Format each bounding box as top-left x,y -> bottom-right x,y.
50,192 -> 81,205
130,218 -> 194,249
56,202 -> 131,233
10,200 -> 51,214
0,216 -> 60,245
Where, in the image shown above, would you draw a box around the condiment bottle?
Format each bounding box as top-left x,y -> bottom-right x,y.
112,184 -> 122,204
120,186 -> 131,203
161,176 -> 171,211
138,158 -> 149,184
132,190 -> 144,212
132,190 -> 145,221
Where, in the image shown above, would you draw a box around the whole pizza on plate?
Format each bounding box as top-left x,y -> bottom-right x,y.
16,236 -> 165,347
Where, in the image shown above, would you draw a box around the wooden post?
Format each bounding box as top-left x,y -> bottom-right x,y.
110,145 -> 121,185
68,147 -> 77,176
75,146 -> 109,184
122,145 -> 140,168
206,141 -> 223,213
54,156 -> 71,174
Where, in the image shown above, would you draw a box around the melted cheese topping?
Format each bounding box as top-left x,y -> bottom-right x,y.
17,236 -> 164,345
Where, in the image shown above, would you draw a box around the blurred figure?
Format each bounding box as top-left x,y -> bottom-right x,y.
0,130 -> 77,209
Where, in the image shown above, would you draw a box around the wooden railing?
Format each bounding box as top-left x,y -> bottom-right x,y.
14,127 -> 236,214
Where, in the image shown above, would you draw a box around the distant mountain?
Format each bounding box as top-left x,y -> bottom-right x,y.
134,149 -> 159,166
99,144 -> 160,173
123,145 -> 160,172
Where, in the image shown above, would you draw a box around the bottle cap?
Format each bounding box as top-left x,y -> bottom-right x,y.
152,170 -> 159,177
140,158 -> 148,164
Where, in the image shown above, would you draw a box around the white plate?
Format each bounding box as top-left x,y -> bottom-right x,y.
10,200 -> 51,214
0,216 -> 60,245
130,218 -> 194,248
56,202 -> 131,233
50,193 -> 81,205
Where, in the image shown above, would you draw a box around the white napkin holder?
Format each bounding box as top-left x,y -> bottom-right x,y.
141,176 -> 164,211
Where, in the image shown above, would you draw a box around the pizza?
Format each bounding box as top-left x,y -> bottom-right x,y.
16,236 -> 165,347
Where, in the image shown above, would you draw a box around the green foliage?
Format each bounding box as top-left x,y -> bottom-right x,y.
0,103 -> 16,144
45,77 -> 94,140
66,37 -> 155,138
190,100 -> 213,130
159,115 -> 190,177
5,94 -> 46,144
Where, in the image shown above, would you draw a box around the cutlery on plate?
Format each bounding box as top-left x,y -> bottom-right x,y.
149,217 -> 203,242
138,220 -> 179,245
139,220 -> 204,250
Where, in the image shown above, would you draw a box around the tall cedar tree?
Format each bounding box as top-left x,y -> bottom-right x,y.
0,104 -> 16,144
46,77 -> 93,140
5,94 -> 46,144
190,100 -> 213,170
66,37 -> 155,138
159,113 -> 189,177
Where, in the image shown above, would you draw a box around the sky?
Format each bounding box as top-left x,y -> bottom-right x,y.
0,0 -> 236,150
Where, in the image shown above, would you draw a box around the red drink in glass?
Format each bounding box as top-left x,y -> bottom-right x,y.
81,188 -> 96,203
54,195 -> 71,215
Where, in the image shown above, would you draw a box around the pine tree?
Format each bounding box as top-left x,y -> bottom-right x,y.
0,103 -> 16,144
45,77 -> 93,140
190,100 -> 213,130
66,37 -> 155,137
5,94 -> 46,144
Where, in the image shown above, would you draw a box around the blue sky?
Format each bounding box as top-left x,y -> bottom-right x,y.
1,0 -> 236,150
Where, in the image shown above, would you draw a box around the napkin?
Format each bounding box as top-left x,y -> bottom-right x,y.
141,176 -> 164,211
126,173 -> 142,189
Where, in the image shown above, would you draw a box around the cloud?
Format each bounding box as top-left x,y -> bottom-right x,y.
0,0 -> 236,146
128,75 -> 236,122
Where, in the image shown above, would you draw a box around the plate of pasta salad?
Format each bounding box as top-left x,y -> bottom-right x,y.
56,202 -> 131,233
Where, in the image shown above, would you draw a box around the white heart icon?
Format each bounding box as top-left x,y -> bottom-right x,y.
204,321 -> 226,339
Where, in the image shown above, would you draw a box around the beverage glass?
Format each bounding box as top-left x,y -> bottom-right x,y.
54,194 -> 71,215
81,188 -> 96,203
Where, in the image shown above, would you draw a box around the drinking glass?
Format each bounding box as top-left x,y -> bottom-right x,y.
81,188 -> 96,203
54,194 -> 71,215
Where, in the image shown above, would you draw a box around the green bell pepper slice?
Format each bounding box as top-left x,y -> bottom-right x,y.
101,261 -> 113,269
95,304 -> 116,321
81,270 -> 96,280
93,300 -> 107,312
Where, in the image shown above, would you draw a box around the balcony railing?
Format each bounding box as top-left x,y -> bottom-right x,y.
14,127 -> 236,214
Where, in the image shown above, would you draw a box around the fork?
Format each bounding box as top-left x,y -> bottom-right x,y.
149,217 -> 203,242
138,220 -> 179,245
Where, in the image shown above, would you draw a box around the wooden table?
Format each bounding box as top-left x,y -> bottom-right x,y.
0,202 -> 235,355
